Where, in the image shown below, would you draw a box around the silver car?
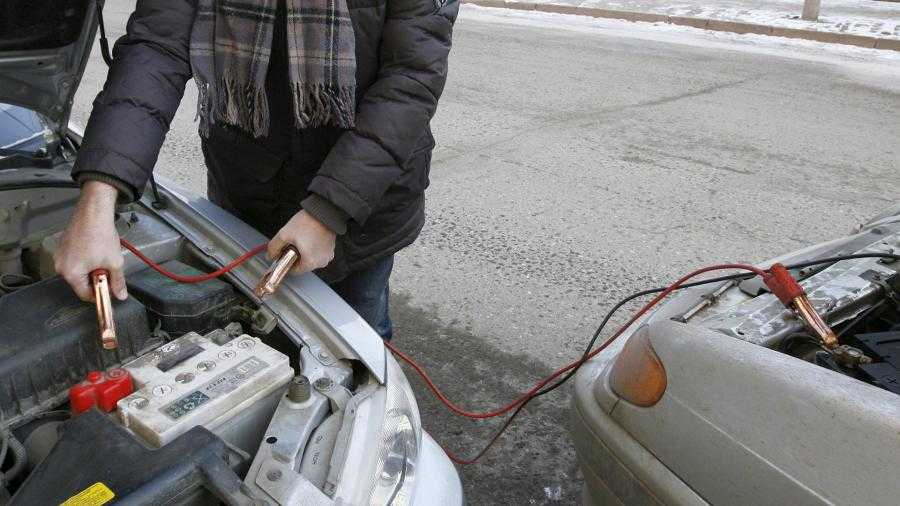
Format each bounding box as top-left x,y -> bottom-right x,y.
571,207 -> 900,505
0,2 -> 462,504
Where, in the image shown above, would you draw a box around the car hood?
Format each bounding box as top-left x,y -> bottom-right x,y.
0,0 -> 100,142
640,217 -> 900,349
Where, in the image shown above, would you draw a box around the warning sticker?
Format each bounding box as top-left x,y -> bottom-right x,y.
61,482 -> 115,506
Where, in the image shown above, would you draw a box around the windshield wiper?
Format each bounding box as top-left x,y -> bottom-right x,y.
0,148 -> 54,169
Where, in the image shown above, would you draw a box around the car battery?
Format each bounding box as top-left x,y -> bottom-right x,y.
117,328 -> 293,453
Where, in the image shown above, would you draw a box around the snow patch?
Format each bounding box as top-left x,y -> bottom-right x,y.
527,0 -> 900,39
461,5 -> 900,92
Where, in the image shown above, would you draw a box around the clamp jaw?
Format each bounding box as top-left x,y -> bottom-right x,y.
763,263 -> 838,349
254,246 -> 300,299
91,269 -> 118,350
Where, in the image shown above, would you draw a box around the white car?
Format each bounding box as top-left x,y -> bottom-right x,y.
570,206 -> 900,505
0,1 -> 462,504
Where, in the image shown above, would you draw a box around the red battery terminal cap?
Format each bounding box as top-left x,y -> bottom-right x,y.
69,368 -> 134,414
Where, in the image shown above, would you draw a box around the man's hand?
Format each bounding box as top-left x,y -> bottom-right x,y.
54,181 -> 128,302
268,210 -> 337,275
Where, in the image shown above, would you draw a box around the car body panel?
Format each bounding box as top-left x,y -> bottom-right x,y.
0,1 -> 100,142
615,322 -> 900,505
571,359 -> 706,506
576,320 -> 900,505
0,104 -> 53,151
572,220 -> 900,505
414,433 -> 466,505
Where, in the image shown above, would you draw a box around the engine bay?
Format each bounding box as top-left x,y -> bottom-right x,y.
681,224 -> 900,397
0,181 -> 363,503
781,278 -> 900,395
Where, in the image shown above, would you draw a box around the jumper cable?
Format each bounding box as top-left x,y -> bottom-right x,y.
113,237 -> 899,465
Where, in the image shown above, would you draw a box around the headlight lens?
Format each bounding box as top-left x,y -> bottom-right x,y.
367,354 -> 422,505
331,354 -> 423,505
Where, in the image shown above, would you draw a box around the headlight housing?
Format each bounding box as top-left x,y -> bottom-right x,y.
332,353 -> 422,505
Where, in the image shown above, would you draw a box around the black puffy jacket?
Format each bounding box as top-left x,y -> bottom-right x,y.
73,0 -> 458,280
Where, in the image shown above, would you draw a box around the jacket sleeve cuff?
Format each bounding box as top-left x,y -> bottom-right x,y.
301,193 -> 350,235
75,171 -> 136,204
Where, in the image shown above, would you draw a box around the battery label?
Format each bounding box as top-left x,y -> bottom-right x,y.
161,357 -> 269,420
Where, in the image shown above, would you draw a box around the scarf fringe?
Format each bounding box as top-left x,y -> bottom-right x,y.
196,79 -> 211,138
198,75 -> 356,136
291,82 -> 356,130
212,67 -> 271,138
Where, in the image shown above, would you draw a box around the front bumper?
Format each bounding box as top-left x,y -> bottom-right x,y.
569,360 -> 706,506
411,432 -> 464,505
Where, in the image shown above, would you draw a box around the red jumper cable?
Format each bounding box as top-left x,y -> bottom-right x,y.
114,238 -> 832,465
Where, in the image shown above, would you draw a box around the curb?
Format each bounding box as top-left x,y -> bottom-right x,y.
463,0 -> 900,52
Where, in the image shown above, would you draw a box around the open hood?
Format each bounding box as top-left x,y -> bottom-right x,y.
0,0 -> 100,142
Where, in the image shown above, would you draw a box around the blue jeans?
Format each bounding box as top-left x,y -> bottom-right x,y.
329,255 -> 394,340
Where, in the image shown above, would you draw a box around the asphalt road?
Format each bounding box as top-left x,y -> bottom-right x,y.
73,3 -> 900,504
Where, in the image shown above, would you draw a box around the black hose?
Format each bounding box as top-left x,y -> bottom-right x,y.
0,432 -> 8,477
0,274 -> 34,294
4,435 -> 26,484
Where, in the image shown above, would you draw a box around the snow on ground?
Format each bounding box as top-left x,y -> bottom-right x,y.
524,0 -> 900,39
460,4 -> 900,91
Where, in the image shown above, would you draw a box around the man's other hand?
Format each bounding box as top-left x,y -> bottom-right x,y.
268,210 -> 337,275
54,181 -> 128,302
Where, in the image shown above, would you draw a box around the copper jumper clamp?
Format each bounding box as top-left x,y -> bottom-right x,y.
763,263 -> 838,350
91,269 -> 118,350
254,246 -> 300,299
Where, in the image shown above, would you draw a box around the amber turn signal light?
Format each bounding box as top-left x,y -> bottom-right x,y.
609,328 -> 667,407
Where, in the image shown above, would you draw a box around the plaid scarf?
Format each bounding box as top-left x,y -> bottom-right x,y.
190,0 -> 356,138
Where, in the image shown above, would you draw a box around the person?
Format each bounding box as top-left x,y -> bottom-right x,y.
54,0 -> 459,339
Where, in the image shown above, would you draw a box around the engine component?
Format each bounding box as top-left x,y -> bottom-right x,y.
855,330 -> 900,394
809,315 -> 900,395
0,276 -> 157,425
0,200 -> 27,277
0,273 -> 34,294
832,344 -> 872,369
299,411 -> 342,489
2,431 -> 27,485
22,419 -> 63,472
127,260 -> 238,335
68,369 -> 134,414
11,409 -> 252,505
0,247 -> 21,277
117,329 -> 293,454
242,346 -> 356,503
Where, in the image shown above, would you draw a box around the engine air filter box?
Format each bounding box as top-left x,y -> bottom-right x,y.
128,260 -> 237,335
0,276 -> 156,424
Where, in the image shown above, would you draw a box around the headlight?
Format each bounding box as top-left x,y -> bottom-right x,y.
367,354 -> 421,505
332,354 -> 422,505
